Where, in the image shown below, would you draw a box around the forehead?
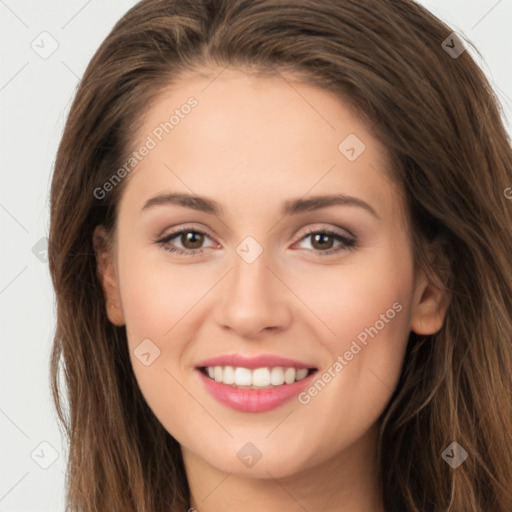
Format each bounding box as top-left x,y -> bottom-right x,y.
121,67 -> 406,226
136,67 -> 372,152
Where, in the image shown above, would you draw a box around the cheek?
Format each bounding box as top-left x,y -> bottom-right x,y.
117,249 -> 197,432
331,245 -> 414,386
288,243 -> 414,351
118,246 -> 200,342
295,251 -> 414,445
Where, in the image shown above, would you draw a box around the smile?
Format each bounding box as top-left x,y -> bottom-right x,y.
201,365 -> 314,388
195,353 -> 319,412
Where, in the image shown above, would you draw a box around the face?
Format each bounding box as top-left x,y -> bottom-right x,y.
95,67 -> 448,481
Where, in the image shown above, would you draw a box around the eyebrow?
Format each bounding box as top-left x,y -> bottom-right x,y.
141,192 -> 380,219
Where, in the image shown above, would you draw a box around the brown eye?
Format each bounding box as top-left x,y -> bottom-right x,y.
296,228 -> 357,256
310,232 -> 335,250
157,228 -> 214,256
179,231 -> 205,250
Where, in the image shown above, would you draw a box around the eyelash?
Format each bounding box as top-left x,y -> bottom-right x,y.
156,226 -> 357,258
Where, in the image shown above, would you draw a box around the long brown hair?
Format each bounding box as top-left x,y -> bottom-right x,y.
48,1 -> 512,510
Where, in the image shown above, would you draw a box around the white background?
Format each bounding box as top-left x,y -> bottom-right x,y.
0,1 -> 511,510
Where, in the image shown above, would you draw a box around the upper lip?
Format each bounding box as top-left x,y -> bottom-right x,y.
195,353 -> 318,370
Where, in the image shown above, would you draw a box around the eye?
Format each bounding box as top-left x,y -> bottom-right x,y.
294,227 -> 357,256
156,228 -> 215,257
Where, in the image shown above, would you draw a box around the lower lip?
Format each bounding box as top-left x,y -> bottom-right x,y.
197,369 -> 317,412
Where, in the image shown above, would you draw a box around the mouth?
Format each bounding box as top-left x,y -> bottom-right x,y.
198,365 -> 318,389
194,353 -> 320,412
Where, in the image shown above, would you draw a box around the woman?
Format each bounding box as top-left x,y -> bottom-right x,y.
48,0 -> 512,510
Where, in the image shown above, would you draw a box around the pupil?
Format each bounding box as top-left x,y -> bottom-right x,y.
184,232 -> 203,249
313,233 -> 333,250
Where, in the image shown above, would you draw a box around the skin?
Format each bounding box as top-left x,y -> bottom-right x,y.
94,67 -> 450,512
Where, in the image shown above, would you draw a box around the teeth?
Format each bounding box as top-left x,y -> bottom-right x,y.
296,368 -> 308,380
234,367 -> 252,386
270,367 -> 285,385
223,365 -> 235,385
204,366 -> 312,387
284,367 -> 295,384
252,368 -> 270,387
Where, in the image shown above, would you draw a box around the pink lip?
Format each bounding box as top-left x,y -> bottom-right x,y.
197,368 -> 317,412
195,353 -> 317,370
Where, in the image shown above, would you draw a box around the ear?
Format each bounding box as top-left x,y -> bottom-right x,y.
93,225 -> 125,326
410,247 -> 451,335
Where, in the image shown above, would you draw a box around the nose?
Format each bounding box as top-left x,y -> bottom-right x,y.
213,249 -> 292,339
